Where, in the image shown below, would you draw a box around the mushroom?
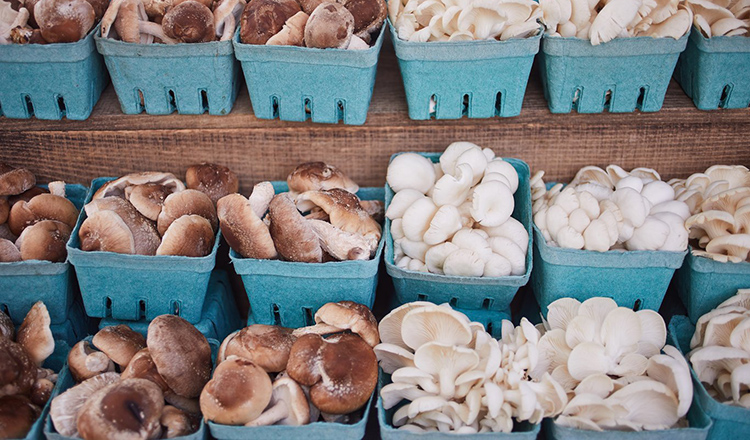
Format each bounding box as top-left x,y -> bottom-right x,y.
15,220 -> 70,262
0,164 -> 35,196
200,355 -> 273,425
307,218 -> 371,260
93,172 -> 185,200
157,189 -> 217,235
34,0 -> 95,43
292,301 -> 379,347
401,197 -> 438,242
267,193 -> 323,263
218,324 -> 296,372
304,2 -> 354,48
160,405 -> 198,437
162,1 -> 216,43
67,340 -> 115,383
80,197 -> 161,255
443,248 -> 484,276
8,193 -> 78,236
400,304 -> 472,350
0,310 -> 14,341
432,163 -> 473,207
156,214 -> 216,257
246,376 -> 310,426
0,338 -> 37,397
124,184 -> 172,221
414,342 -> 479,398
0,395 -> 40,439
266,10 -> 308,44
471,181 -> 514,227
213,0 -> 246,41
185,163 -> 239,205
239,0 -> 301,44
0,238 -> 21,262
337,0 -> 385,43
50,372 -> 121,437
386,153 -> 436,194
120,348 -> 170,391
287,162 -> 359,197
217,193 -> 277,259
92,324 -> 146,367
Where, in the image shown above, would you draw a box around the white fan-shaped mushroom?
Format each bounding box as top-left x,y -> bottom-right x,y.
402,198 -> 439,242
424,205 -> 463,245
388,153 -> 437,194
424,242 -> 460,274
433,163 -> 474,207
443,249 -> 485,277
401,305 -> 473,350
488,236 -> 526,275
387,189 -> 426,220
471,181 -> 515,227
589,0 -> 642,45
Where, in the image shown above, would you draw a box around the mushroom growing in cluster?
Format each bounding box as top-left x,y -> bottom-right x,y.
201,301 -> 378,426
218,161 -> 383,263
668,165 -> 750,263
1,0 -> 104,44
686,0 -> 750,37
50,315 -> 212,439
530,297 -> 693,431
375,302 -> 567,433
387,142 -> 528,277
540,0 -> 693,44
688,289 -> 750,408
532,164 -> 690,252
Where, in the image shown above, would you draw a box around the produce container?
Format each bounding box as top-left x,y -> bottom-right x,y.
50,298 -> 95,346
384,153 -> 532,312
95,32 -> 240,115
231,182 -> 384,328
540,33 -> 689,113
232,26 -> 385,125
674,27 -> 750,110
390,24 -> 541,119
17,342 -> 69,440
0,26 -> 108,120
68,178 -> 220,323
670,315 -> 748,440
0,184 -> 87,325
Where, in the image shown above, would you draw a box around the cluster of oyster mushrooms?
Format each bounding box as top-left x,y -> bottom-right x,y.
202,301 -> 378,426
79,163 -> 237,257
218,162 -> 383,263
687,0 -> 750,37
0,302 -> 57,439
540,0 -> 692,44
389,0 -> 542,42
689,290 -> 750,407
0,0 -> 106,44
387,143 -> 528,277
668,165 -> 750,263
239,0 -> 386,48
50,316 -> 211,439
530,297 -> 693,431
101,0 -> 243,43
532,165 -> 690,252
0,164 -> 79,263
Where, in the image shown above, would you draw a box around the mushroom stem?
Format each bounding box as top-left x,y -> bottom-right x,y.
138,20 -> 178,43
291,323 -> 345,338
101,0 -> 127,38
245,400 -> 288,426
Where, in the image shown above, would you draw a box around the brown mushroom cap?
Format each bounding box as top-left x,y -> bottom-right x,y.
266,10 -> 308,45
8,186 -> 46,207
186,163 -> 239,205
287,162 -> 359,196
147,314 -> 212,398
0,197 -> 8,224
162,0 -> 216,43
298,0 -> 322,14
0,338 -> 37,397
0,164 -> 35,197
0,395 -> 41,439
268,193 -> 323,263
217,193 -> 277,260
92,324 -> 147,367
67,340 -> 115,383
160,405 -> 199,438
0,310 -> 14,341
156,214 -> 215,257
121,348 -> 170,391
338,0 -> 385,43
239,0 -> 301,44
35,0 -> 96,43
22,0 -> 43,27
220,324 -> 296,372
142,0 -> 173,22
30,378 -> 55,406
157,189 -> 217,236
84,0 -> 107,19
124,184 -> 172,221
16,301 -> 54,366
93,172 -> 186,201
199,355 -> 273,425
81,197 -> 161,255
0,238 -> 21,262
16,220 -> 71,263
293,301 -> 379,347
287,333 -> 377,414
8,193 -> 78,236
304,2 -> 353,49
49,372 -> 120,437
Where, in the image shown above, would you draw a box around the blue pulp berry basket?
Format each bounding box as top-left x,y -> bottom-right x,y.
95,31 -> 240,115
0,26 -> 108,120
50,298 -> 95,346
232,25 -> 385,125
674,27 -> 750,110
231,181 -> 384,328
675,248 -> 750,324
390,23 -> 541,119
67,177 -> 220,323
98,270 -> 242,341
670,315 -> 749,440
384,153 -> 532,313
0,184 -> 87,326
540,33 -> 689,113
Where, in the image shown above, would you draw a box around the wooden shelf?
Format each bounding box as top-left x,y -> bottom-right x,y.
1,40 -> 748,192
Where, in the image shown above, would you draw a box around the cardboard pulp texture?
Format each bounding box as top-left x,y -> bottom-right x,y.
0,26 -> 108,120
670,315 -> 748,440
67,177 -> 219,323
675,248 -> 750,324
540,33 -> 689,113
98,270 -> 242,341
675,27 -> 750,110
50,299 -> 95,346
232,182 -> 384,327
384,153 -> 532,312
0,184 -> 88,325
232,25 -> 385,125
390,23 -> 541,119
95,32 -> 240,115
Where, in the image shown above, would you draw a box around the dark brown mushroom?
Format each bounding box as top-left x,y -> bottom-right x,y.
80,197 -> 161,255
304,2 -> 354,49
287,162 -> 359,196
49,372 -> 121,437
239,0 -> 301,44
337,0 -> 385,44
0,310 -> 14,341
121,348 -> 170,391
216,193 -> 277,260
0,238 -> 21,262
35,0 -> 96,43
185,163 -> 239,205
162,0 -> 216,43
67,340 -> 115,383
0,338 -> 37,397
268,193 -> 322,262
30,378 -> 55,406
84,0 -> 108,19
0,395 -> 41,439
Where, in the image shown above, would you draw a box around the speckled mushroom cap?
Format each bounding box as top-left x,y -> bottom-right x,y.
268,193 -> 323,263
147,314 -> 212,399
304,2 -> 354,49
300,301 -> 379,347
125,184 -> 172,221
92,324 -> 147,367
35,0 -> 96,43
0,164 -> 35,197
156,214 -> 215,257
199,355 -> 273,425
162,0 -> 216,43
0,338 -> 37,397
157,189 -> 217,235
337,0 -> 385,43
8,187 -> 46,207
220,324 -> 296,372
16,220 -> 72,263
81,197 -> 161,255
287,162 -> 359,196
217,193 -> 277,260
49,372 -> 121,437
121,348 -> 170,391
8,193 -> 78,236
186,163 -> 239,205
297,0 -> 322,14
93,172 -> 185,200
16,301 -> 54,366
0,395 -> 41,439
239,0 -> 301,44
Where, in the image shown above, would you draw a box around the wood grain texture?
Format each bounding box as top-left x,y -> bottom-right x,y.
1,39 -> 748,192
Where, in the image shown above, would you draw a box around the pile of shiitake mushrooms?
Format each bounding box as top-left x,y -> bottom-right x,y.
78,163 -> 237,257
0,164 -> 79,263
218,162 -> 384,263
0,302 -> 58,438
50,315 -> 212,439
202,301 -> 378,426
0,0 -> 107,44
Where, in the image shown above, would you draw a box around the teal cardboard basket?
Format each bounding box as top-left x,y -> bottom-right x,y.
50,298 -> 95,346
68,177 -> 219,323
384,153 -> 532,312
231,182 -> 384,328
95,32 -> 240,115
670,315 -> 749,440
675,248 -> 750,324
0,184 -> 87,325
390,24 -> 541,119
0,26 -> 107,120
532,225 -> 687,315
675,27 -> 750,110
232,25 -> 385,125
540,33 -> 689,113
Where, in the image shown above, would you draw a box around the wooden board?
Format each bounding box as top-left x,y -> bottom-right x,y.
1,39 -> 749,192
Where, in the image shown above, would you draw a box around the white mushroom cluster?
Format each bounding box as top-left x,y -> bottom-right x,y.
668,165 -> 750,263
387,143 -> 528,277
686,0 -> 750,37
530,297 -> 693,431
389,0 -> 542,42
689,289 -> 750,408
540,0 -> 692,44
375,302 -> 567,433
532,165 -> 690,252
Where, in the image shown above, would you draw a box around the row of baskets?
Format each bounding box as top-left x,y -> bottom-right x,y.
1,23 -> 748,123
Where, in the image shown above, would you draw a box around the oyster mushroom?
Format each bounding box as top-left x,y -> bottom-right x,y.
386,153 -> 436,194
